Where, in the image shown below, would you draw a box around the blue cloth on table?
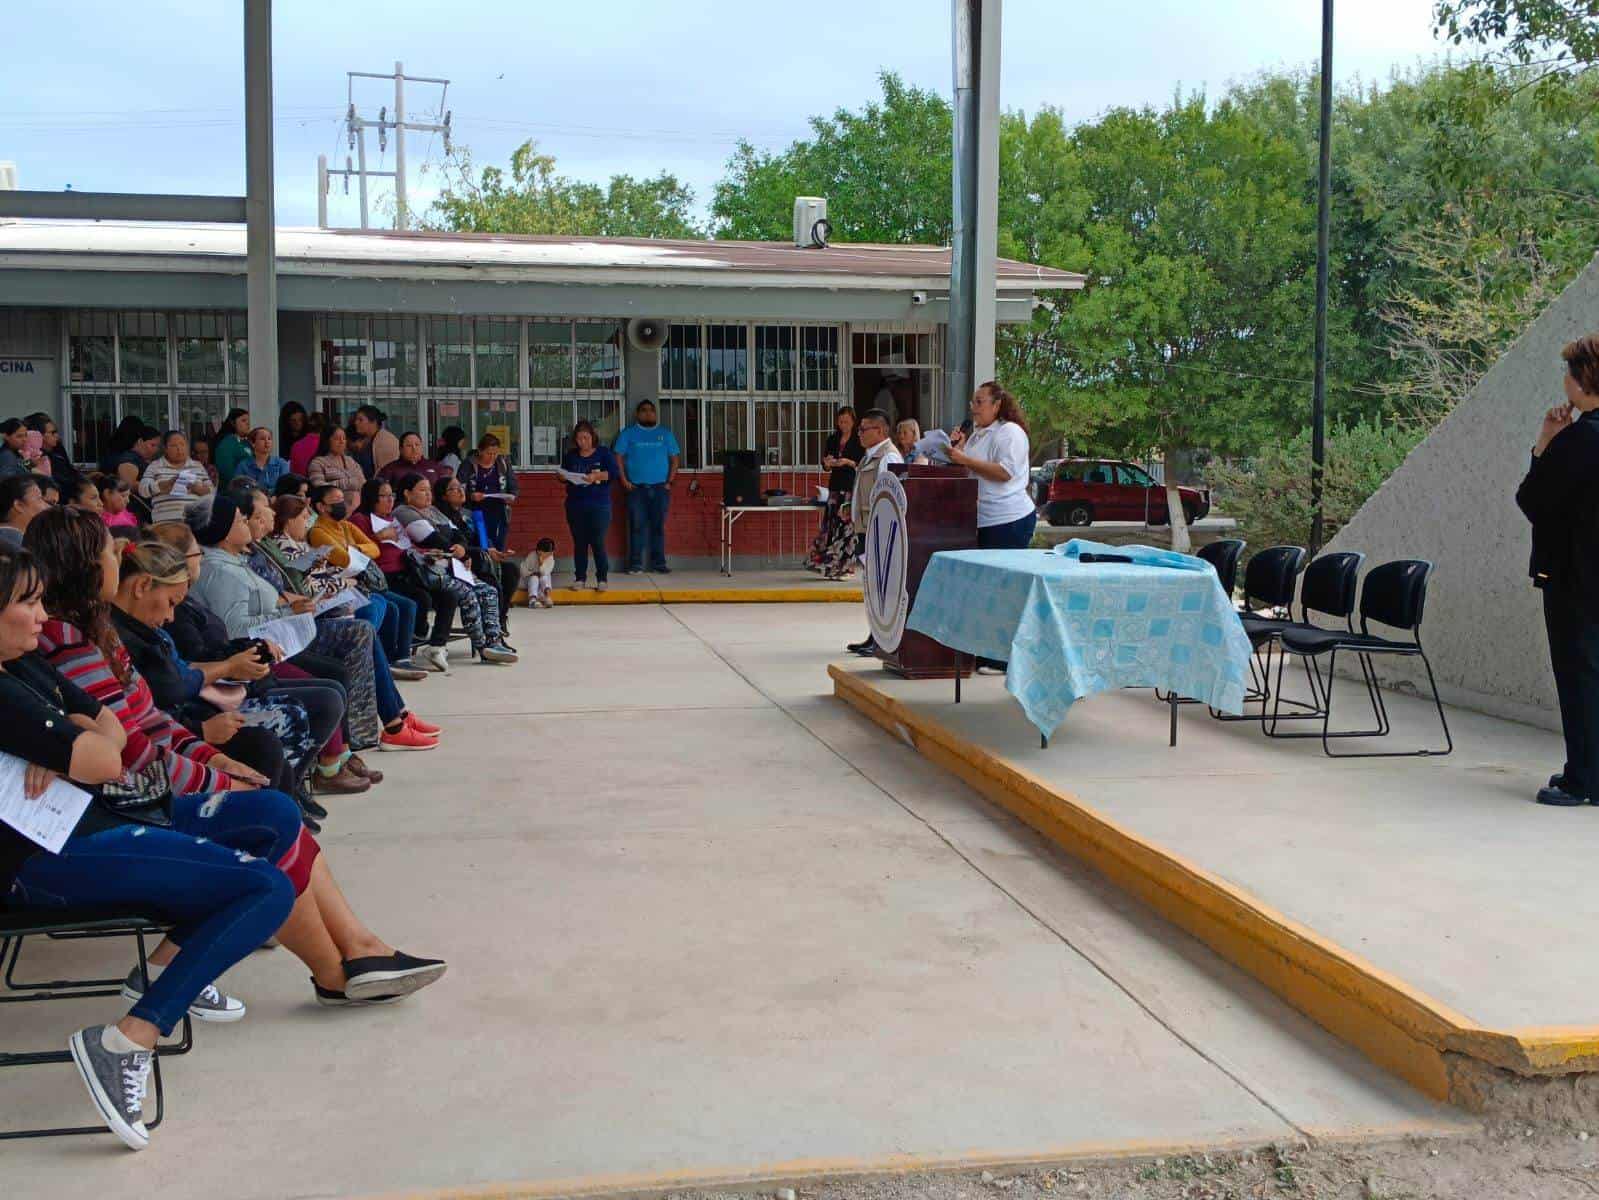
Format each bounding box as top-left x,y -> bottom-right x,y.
1051,537 -> 1213,573
906,547 -> 1253,737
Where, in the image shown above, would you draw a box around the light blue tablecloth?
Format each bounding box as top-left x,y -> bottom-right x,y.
905,543 -> 1254,737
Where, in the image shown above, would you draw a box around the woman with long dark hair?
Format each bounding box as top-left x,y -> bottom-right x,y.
278,400 -> 308,460
393,473 -> 516,663
211,407 -> 251,484
560,419 -> 617,590
948,380 -> 1036,550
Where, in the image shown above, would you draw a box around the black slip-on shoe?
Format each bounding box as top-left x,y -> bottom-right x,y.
1535,785 -> 1589,807
342,951 -> 447,1001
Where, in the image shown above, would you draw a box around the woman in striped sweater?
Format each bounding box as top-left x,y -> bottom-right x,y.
20,509 -> 447,1145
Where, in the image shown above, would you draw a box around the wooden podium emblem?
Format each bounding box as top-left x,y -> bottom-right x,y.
864,469 -> 911,653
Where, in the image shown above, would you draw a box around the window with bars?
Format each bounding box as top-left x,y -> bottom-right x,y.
659,321 -> 847,468
64,311 -> 248,465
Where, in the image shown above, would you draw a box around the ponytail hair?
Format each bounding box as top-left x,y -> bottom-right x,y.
118,538 -> 190,589
976,380 -> 1027,433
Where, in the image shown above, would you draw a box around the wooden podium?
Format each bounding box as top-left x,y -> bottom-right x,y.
880,464 -> 977,679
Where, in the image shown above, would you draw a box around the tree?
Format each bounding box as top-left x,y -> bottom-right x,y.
425,140 -> 704,239
711,72 -> 954,242
1434,1 -> 1599,71
1023,96 -> 1322,551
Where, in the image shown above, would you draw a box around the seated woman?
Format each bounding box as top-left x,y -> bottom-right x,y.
1,541 -> 294,1149
18,518 -> 447,1137
345,479 -> 457,674
273,472 -> 309,500
139,430 -> 214,525
145,520 -> 374,796
377,430 -> 454,489
109,538 -> 356,831
186,494 -> 438,753
260,490 -> 424,678
437,475 -> 520,625
393,473 -> 517,664
307,424 -> 366,494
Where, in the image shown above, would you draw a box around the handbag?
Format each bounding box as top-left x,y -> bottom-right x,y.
97,757 -> 174,826
358,558 -> 389,593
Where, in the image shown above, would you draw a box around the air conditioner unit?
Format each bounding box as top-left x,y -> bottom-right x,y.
793,196 -> 830,248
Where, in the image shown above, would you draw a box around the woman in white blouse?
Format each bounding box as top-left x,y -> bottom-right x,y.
947,380 -> 1037,549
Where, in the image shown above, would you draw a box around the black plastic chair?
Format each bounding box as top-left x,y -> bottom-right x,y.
1196,538 -> 1245,599
1259,551 -> 1366,733
1272,559 -> 1453,757
1210,545 -> 1306,719
0,908 -> 192,1142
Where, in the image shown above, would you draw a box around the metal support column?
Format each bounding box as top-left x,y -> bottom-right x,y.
1309,0 -> 1334,555
947,0 -> 1002,430
393,61 -> 407,229
244,0 -> 279,430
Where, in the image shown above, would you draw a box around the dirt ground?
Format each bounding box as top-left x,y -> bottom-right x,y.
667,1122 -> 1599,1200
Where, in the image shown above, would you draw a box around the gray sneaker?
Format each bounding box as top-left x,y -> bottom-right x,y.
120,967 -> 247,1022
68,1025 -> 152,1151
479,643 -> 517,665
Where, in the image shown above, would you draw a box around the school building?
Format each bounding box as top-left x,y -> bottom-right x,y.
0,219 -> 1080,562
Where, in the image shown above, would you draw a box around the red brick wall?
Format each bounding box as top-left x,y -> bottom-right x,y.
505,470 -> 829,562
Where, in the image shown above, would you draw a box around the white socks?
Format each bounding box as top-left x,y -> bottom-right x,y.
102,1024 -> 145,1055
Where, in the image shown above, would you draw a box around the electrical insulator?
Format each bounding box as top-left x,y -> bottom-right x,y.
442,111 -> 452,154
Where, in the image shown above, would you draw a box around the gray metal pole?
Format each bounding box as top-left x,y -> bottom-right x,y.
948,1 -> 978,431
393,60 -> 407,229
947,0 -> 1001,431
1310,0 -> 1333,555
244,0 -> 278,431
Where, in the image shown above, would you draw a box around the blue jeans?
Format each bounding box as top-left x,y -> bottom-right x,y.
369,630 -> 404,724
975,512 -> 1039,669
566,503 -> 611,583
626,483 -> 671,570
479,500 -> 509,551
9,790 -> 300,1035
356,591 -> 418,664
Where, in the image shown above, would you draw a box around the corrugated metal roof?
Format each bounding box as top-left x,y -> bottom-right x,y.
0,220 -> 1085,291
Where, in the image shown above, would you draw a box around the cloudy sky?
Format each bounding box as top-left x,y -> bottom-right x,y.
1,0 -> 1460,228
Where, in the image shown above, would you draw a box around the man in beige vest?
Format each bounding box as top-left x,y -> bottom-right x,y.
846,408 -> 904,656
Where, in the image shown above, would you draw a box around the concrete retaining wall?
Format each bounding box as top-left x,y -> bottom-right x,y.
1325,253 -> 1599,730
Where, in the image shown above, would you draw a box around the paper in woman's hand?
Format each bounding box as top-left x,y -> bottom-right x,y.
556,469 -> 593,486
0,751 -> 91,854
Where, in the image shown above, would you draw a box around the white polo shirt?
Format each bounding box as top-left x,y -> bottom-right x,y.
962,419 -> 1034,527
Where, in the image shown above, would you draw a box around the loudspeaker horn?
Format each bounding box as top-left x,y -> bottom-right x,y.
626,318 -> 669,351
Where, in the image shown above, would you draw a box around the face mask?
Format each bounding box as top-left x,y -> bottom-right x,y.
328,502 -> 348,521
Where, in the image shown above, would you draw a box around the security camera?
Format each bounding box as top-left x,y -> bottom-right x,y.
911,290 -> 928,305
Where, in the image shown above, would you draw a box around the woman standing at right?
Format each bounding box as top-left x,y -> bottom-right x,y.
810,406 -> 862,578
1516,335 -> 1599,807
560,420 -> 616,591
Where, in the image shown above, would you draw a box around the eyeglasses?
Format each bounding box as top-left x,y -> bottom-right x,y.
185,551 -> 203,561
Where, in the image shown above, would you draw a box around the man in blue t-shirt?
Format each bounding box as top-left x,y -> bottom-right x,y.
614,399 -> 681,573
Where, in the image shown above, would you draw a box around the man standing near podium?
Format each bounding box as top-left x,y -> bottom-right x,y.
847,409 -> 903,656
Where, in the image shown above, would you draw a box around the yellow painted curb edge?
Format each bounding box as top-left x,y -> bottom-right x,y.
828,662 -> 1599,1100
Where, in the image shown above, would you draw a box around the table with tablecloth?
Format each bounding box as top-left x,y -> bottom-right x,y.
904,540 -> 1254,739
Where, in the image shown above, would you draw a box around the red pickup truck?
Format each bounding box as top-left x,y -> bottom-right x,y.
1043,458 -> 1210,527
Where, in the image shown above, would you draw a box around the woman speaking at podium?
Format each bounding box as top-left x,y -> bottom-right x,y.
947,381 -> 1036,551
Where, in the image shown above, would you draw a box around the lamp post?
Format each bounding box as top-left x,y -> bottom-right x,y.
1310,0 -> 1333,555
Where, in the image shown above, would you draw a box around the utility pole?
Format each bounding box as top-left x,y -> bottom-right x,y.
324,63 -> 449,230
1310,0 -> 1334,555
244,0 -> 278,429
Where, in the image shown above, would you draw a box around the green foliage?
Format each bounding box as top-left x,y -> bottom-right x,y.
1205,420 -> 1424,556
711,72 -> 954,242
425,140 -> 704,239
1434,1 -> 1599,67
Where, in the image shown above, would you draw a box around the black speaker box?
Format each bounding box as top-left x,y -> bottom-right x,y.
719,449 -> 762,506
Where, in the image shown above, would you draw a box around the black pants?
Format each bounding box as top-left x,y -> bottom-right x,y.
567,503 -> 611,583
386,571 -> 458,647
1544,587 -> 1599,796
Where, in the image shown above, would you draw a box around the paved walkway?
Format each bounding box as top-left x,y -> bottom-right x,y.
548,566 -> 861,604
2,605 -> 1463,1199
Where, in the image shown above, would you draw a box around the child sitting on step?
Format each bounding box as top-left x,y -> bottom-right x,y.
519,537 -> 557,608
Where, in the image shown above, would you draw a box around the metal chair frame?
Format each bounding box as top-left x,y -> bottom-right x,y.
0,911 -> 193,1142
1266,559 -> 1454,758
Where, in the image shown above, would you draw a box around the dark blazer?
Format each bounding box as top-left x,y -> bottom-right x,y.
1516,409 -> 1599,607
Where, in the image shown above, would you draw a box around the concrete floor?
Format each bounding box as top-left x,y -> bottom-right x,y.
551,566 -> 862,596
2,605 -> 1464,1198
852,657 -> 1587,1031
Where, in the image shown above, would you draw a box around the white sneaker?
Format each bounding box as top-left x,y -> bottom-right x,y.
121,968 -> 246,1022
421,645 -> 451,674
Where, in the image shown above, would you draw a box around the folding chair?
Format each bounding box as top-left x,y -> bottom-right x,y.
1209,545 -> 1305,720
1155,539 -> 1245,708
1272,559 -> 1453,757
1258,551 -> 1365,734
0,908 -> 192,1141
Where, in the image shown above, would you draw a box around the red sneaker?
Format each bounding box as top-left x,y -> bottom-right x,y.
404,712 -> 441,736
380,724 -> 438,752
